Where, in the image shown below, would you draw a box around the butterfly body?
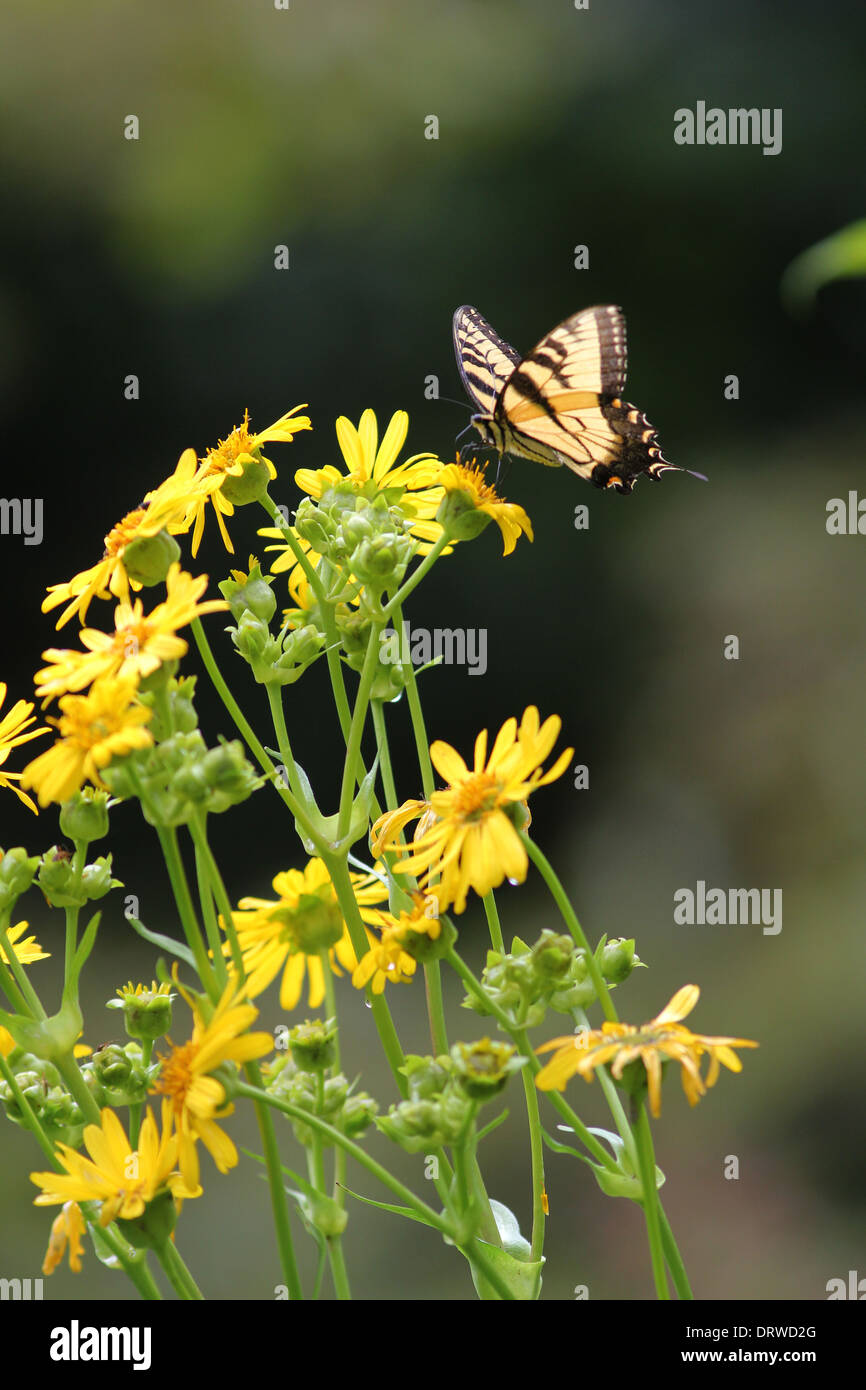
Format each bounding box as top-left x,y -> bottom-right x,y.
453,304 -> 678,493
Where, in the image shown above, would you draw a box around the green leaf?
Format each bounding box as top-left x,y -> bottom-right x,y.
124,915 -> 197,969
338,1183 -> 443,1229
469,1240 -> 544,1301
781,220 -> 866,313
489,1198 -> 532,1261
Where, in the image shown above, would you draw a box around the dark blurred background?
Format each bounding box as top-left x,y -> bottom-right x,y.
1,0 -> 865,1300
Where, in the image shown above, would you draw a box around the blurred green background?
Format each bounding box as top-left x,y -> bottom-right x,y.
1,0 -> 865,1300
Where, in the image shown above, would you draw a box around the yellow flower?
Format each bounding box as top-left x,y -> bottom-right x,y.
35,565 -> 228,701
42,1201 -> 86,1275
0,1025 -> 17,1057
294,408 -> 447,549
152,978 -> 272,1189
226,857 -> 389,1009
190,406 -> 312,555
20,677 -> 153,807
41,451 -> 219,629
535,985 -> 758,1117
372,707 -> 572,914
351,893 -> 441,994
1,921 -> 50,966
30,1103 -> 198,1226
436,458 -> 534,555
0,682 -> 48,812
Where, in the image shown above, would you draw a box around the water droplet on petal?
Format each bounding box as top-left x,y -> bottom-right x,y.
364,998 -> 372,1009
507,877 -> 519,887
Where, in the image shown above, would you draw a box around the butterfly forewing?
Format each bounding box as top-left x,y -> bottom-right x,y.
454,303 -> 677,493
452,305 -> 521,417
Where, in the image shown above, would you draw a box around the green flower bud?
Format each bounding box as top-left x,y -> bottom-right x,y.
0,847 -> 40,913
531,931 -> 577,982
294,499 -> 334,551
232,610 -> 272,659
220,457 -> 271,506
450,1038 -> 525,1102
342,1091 -> 378,1138
36,848 -> 81,907
219,561 -> 277,624
287,1018 -> 337,1072
91,1042 -> 152,1105
106,981 -> 174,1042
401,1054 -> 451,1101
79,855 -> 121,902
435,489 -> 492,541
122,529 -> 181,586
599,937 -> 642,985
59,789 -> 111,845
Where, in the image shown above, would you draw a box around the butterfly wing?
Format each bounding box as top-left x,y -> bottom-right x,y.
498,305 -> 676,492
453,305 -> 521,417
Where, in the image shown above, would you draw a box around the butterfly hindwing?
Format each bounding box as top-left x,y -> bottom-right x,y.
455,303 -> 677,493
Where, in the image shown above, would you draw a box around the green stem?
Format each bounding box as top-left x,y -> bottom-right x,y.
155,825 -> 219,1001
514,1027 -> 546,1268
266,684 -> 306,803
381,533 -> 450,622
244,1059 -> 304,1300
336,622 -> 381,840
190,617 -> 324,851
659,1204 -> 694,1300
128,1039 -> 152,1150
0,921 -> 45,1018
394,603 -> 435,798
634,1101 -> 669,1299
324,855 -> 407,1096
193,832 -> 230,990
54,1052 -> 102,1127
483,890 -> 505,953
189,814 -> 245,981
521,834 -> 617,1023
155,1238 -> 204,1300
327,1235 -> 352,1300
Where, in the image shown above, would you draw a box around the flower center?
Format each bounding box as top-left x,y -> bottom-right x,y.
452,771 -> 502,821
104,508 -> 148,558
154,1041 -> 197,1107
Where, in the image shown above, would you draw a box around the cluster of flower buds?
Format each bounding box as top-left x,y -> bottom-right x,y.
219,560 -> 325,685
104,730 -> 259,824
463,931 -> 643,1027
36,849 -> 120,909
0,846 -> 40,916
266,1019 -> 377,1148
137,675 -> 200,741
376,1041 -> 525,1154
87,1040 -> 159,1106
295,483 -> 416,595
0,1052 -> 87,1148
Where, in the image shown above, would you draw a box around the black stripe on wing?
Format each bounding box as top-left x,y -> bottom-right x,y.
453,305 -> 521,416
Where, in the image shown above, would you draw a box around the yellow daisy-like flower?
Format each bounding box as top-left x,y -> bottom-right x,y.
42,1200 -> 86,1275
34,565 -> 228,702
295,408 -> 447,548
436,458 -> 534,555
351,893 -> 441,994
226,857 -> 389,1009
372,707 -> 572,914
152,977 -> 272,1189
41,450 -> 220,629
30,1103 -> 198,1227
20,677 -> 153,808
535,985 -> 758,1117
1,921 -> 50,966
190,405 -> 312,556
0,682 -> 48,812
